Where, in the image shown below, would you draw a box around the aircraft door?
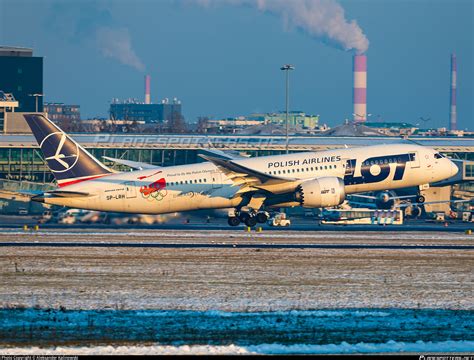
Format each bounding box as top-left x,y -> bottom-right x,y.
211,171 -> 222,189
409,152 -> 420,168
124,181 -> 137,198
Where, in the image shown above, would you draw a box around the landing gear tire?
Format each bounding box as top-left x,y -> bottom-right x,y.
228,216 -> 241,227
256,212 -> 269,224
244,216 -> 257,227
417,195 -> 425,203
239,212 -> 250,222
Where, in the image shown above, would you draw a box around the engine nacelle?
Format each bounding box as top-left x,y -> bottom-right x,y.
296,177 -> 346,208
375,191 -> 396,209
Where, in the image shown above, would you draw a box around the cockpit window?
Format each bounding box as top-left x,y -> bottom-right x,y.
434,153 -> 444,159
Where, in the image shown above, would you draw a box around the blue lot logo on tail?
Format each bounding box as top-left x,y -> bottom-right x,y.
24,114 -> 112,184
40,132 -> 80,173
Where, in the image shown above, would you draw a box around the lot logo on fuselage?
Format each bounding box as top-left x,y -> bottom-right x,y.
140,178 -> 167,201
344,153 -> 414,185
39,132 -> 79,173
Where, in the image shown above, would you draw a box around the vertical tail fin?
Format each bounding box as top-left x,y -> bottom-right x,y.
24,114 -> 113,187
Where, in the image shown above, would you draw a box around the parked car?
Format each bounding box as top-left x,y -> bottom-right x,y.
268,213 -> 291,227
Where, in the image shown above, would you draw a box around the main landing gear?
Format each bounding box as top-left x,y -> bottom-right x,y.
227,209 -> 270,227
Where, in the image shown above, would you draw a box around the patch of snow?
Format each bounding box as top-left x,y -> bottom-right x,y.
2,340 -> 474,355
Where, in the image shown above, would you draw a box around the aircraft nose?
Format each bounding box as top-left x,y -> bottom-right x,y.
449,159 -> 459,177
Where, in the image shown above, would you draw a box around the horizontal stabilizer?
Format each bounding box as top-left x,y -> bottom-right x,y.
48,191 -> 91,198
31,190 -> 91,203
0,190 -> 40,202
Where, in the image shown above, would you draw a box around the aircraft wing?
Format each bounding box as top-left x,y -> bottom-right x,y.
198,148 -> 249,160
102,156 -> 159,170
395,199 -> 470,208
346,200 -> 377,208
348,194 -> 377,200
349,193 -> 417,200
198,153 -> 299,195
0,189 -> 41,202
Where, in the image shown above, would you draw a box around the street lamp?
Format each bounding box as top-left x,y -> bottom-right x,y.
280,64 -> 295,154
28,93 -> 44,113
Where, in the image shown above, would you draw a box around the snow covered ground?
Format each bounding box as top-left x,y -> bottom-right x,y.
1,308 -> 473,353
2,340 -> 474,355
1,232 -> 472,311
1,230 -> 473,354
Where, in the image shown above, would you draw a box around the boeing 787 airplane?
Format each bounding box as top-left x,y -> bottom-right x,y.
25,114 -> 458,226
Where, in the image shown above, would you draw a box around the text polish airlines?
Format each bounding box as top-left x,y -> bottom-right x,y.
25,115 -> 458,227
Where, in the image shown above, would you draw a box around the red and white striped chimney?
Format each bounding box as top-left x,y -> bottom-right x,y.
353,55 -> 367,122
449,54 -> 457,131
145,75 -> 151,104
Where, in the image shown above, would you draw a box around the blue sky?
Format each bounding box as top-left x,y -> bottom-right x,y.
0,0 -> 472,129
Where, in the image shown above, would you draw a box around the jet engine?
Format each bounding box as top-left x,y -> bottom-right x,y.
375,191 -> 396,209
295,177 -> 345,208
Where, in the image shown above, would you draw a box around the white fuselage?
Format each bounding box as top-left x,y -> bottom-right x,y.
42,144 -> 458,214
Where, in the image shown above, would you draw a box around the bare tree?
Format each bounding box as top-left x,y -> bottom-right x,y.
167,112 -> 187,133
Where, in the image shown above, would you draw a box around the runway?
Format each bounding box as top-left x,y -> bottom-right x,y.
1,241 -> 473,250
1,228 -> 473,313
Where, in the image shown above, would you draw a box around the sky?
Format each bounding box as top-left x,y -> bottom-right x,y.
0,0 -> 472,129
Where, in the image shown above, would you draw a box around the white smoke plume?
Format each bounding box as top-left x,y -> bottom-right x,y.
195,0 -> 369,54
96,27 -> 145,72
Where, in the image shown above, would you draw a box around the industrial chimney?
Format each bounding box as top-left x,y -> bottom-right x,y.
353,55 -> 367,122
145,75 -> 151,104
449,54 -> 457,131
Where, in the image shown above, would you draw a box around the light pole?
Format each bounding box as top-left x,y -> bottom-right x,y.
280,64 -> 294,154
28,93 -> 44,113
